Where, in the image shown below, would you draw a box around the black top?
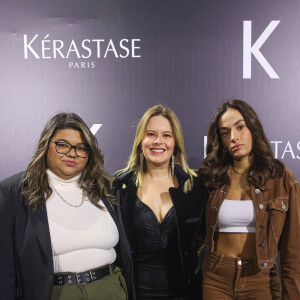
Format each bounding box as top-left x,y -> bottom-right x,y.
132,197 -> 185,298
114,164 -> 208,300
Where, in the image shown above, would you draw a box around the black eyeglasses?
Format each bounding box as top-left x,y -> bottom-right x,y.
50,139 -> 90,158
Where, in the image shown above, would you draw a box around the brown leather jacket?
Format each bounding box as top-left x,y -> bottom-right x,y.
204,167 -> 300,299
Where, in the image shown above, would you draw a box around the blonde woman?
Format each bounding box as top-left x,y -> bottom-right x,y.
114,105 -> 207,300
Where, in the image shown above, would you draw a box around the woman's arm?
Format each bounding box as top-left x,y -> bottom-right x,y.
0,179 -> 18,299
279,171 -> 300,300
194,179 -> 208,254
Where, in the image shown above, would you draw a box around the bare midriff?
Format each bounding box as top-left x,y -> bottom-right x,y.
214,232 -> 257,258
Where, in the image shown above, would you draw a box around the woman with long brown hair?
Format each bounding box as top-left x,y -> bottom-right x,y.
114,104 -> 207,299
0,113 -> 133,300
198,99 -> 300,299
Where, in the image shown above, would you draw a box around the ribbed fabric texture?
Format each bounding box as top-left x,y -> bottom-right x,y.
217,199 -> 256,233
46,169 -> 119,273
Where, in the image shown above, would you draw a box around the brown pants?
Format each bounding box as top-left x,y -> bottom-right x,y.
202,251 -> 282,300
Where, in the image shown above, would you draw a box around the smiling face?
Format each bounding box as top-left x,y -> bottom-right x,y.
47,129 -> 89,179
218,108 -> 253,162
141,115 -> 175,169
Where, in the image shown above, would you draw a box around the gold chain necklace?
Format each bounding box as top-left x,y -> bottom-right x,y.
232,167 -> 248,176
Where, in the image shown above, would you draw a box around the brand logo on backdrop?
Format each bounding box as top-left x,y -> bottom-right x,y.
204,137 -> 300,159
23,34 -> 141,69
270,141 -> 300,159
243,21 -> 280,79
90,124 -> 102,135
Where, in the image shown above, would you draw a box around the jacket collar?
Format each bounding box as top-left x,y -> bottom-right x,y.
115,164 -> 190,189
21,173 -> 53,268
115,169 -> 136,187
174,164 -> 190,187
21,173 -> 51,274
28,204 -> 54,274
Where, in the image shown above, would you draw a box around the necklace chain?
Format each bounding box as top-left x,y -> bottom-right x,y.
50,184 -> 85,207
232,167 -> 248,176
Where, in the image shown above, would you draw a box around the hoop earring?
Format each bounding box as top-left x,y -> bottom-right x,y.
171,154 -> 175,177
140,151 -> 144,175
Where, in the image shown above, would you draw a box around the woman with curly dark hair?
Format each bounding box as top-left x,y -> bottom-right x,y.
198,99 -> 300,300
0,113 -> 133,300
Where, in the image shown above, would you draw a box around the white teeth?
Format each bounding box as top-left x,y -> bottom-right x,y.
151,149 -> 164,153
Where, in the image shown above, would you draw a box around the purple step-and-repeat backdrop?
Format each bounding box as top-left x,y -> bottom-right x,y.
0,0 -> 299,181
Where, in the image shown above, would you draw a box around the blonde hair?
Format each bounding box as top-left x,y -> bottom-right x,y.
120,104 -> 196,192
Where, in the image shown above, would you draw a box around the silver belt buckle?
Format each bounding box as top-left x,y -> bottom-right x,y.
76,272 -> 85,285
90,270 -> 94,281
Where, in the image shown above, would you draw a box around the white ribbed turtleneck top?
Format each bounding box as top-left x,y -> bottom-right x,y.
46,169 -> 119,273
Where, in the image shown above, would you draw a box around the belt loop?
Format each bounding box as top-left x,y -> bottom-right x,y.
211,253 -> 224,270
218,254 -> 224,266
110,263 -> 115,272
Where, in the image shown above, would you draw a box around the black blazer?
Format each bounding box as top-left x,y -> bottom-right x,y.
114,164 -> 208,300
0,172 -> 135,300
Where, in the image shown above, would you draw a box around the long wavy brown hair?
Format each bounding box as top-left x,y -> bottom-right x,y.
22,113 -> 113,210
198,99 -> 284,191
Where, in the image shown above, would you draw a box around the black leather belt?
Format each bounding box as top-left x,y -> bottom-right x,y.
53,265 -> 110,285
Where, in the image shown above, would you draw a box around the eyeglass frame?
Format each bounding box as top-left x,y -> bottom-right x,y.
49,139 -> 90,158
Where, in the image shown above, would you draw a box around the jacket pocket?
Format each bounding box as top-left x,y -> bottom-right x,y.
202,252 -> 222,275
267,197 -> 288,242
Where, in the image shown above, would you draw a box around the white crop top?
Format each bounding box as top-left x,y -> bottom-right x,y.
217,199 -> 256,233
